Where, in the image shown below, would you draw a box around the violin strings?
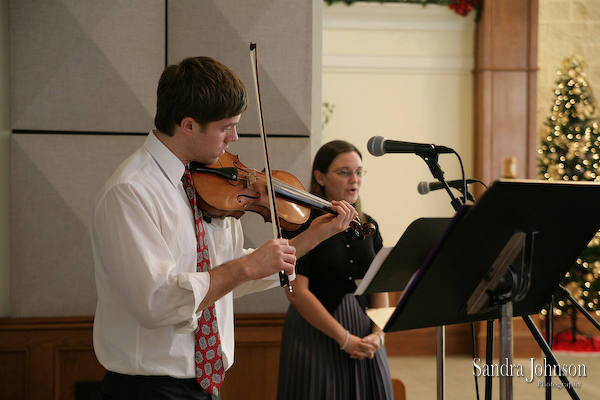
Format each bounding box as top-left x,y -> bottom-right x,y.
237,168 -> 332,209
237,167 -> 363,225
263,175 -> 331,208
258,173 -> 363,224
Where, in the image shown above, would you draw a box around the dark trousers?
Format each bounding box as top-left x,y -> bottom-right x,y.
100,371 -> 220,400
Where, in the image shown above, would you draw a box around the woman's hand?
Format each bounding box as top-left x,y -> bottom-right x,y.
340,332 -> 379,360
289,200 -> 357,258
307,200 -> 358,239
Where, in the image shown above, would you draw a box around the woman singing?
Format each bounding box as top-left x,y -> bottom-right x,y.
277,140 -> 394,400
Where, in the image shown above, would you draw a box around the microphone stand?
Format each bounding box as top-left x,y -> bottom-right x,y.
418,152 -> 463,212
417,150 -> 465,400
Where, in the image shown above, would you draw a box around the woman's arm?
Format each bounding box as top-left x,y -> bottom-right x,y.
289,200 -> 357,258
286,275 -> 377,359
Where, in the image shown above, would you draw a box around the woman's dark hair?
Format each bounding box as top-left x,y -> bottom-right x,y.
309,140 -> 366,222
154,56 -> 248,135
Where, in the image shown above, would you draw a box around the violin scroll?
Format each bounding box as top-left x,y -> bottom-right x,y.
351,220 -> 376,238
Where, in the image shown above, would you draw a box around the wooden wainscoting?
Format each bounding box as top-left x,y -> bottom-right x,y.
385,292 -> 543,359
0,313 -> 542,399
223,314 -> 475,398
475,317 -> 544,360
0,315 -> 289,400
221,314 -> 285,399
0,317 -> 105,400
385,292 -> 474,356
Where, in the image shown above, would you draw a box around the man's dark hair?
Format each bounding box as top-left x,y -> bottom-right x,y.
154,56 -> 248,135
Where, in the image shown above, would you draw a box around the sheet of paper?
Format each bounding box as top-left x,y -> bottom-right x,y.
354,246 -> 392,295
366,307 -> 396,330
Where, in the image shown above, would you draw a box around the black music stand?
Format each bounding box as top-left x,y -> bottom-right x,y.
370,180 -> 600,400
355,217 -> 452,295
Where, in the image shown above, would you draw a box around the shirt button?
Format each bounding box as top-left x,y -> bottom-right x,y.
349,259 -> 354,264
346,244 -> 350,248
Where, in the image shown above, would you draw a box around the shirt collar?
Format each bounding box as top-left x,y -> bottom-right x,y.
143,130 -> 186,188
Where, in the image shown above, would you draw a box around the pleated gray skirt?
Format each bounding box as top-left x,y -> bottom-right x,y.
277,294 -> 394,400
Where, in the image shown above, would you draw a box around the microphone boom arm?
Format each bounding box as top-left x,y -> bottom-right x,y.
418,152 -> 464,211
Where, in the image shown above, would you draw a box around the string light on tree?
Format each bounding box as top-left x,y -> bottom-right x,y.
538,54 -> 600,317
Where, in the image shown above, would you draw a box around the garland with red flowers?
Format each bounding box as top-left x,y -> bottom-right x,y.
323,0 -> 481,18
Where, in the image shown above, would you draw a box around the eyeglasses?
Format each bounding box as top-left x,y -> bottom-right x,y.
328,169 -> 367,179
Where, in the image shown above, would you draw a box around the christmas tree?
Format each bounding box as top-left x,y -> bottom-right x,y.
538,55 -> 600,318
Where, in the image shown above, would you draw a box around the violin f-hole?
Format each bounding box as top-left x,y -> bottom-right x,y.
237,192 -> 261,204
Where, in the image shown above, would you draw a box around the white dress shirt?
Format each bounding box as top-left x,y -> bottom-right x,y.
91,131 -> 283,378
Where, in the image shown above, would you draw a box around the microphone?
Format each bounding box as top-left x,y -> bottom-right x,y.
367,136 -> 454,157
417,179 -> 479,195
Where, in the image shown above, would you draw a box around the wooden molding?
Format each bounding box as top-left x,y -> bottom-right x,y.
473,0 -> 539,183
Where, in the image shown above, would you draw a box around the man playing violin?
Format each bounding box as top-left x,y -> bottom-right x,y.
90,56 -> 357,400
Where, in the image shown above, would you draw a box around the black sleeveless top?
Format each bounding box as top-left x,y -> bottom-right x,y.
285,212 -> 383,314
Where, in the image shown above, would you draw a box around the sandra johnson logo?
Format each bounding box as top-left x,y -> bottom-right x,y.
473,358 -> 587,386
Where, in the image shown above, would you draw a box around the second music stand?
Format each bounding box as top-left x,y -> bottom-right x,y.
373,180 -> 600,400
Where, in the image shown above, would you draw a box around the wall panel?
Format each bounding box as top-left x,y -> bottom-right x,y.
9,134 -> 310,317
0,317 -> 106,400
474,0 -> 538,182
487,72 -> 530,178
9,0 -> 320,317
10,134 -> 145,316
167,0 -> 315,137
10,0 -> 165,133
0,348 -> 28,399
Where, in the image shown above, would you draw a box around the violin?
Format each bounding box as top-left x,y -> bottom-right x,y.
189,151 -> 375,237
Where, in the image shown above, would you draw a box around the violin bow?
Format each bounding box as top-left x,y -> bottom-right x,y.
249,42 -> 292,293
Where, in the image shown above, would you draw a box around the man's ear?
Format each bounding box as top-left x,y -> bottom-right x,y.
180,117 -> 195,137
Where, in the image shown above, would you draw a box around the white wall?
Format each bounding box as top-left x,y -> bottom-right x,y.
322,2 -> 475,245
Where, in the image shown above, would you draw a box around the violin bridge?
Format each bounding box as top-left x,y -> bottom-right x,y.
245,169 -> 257,187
